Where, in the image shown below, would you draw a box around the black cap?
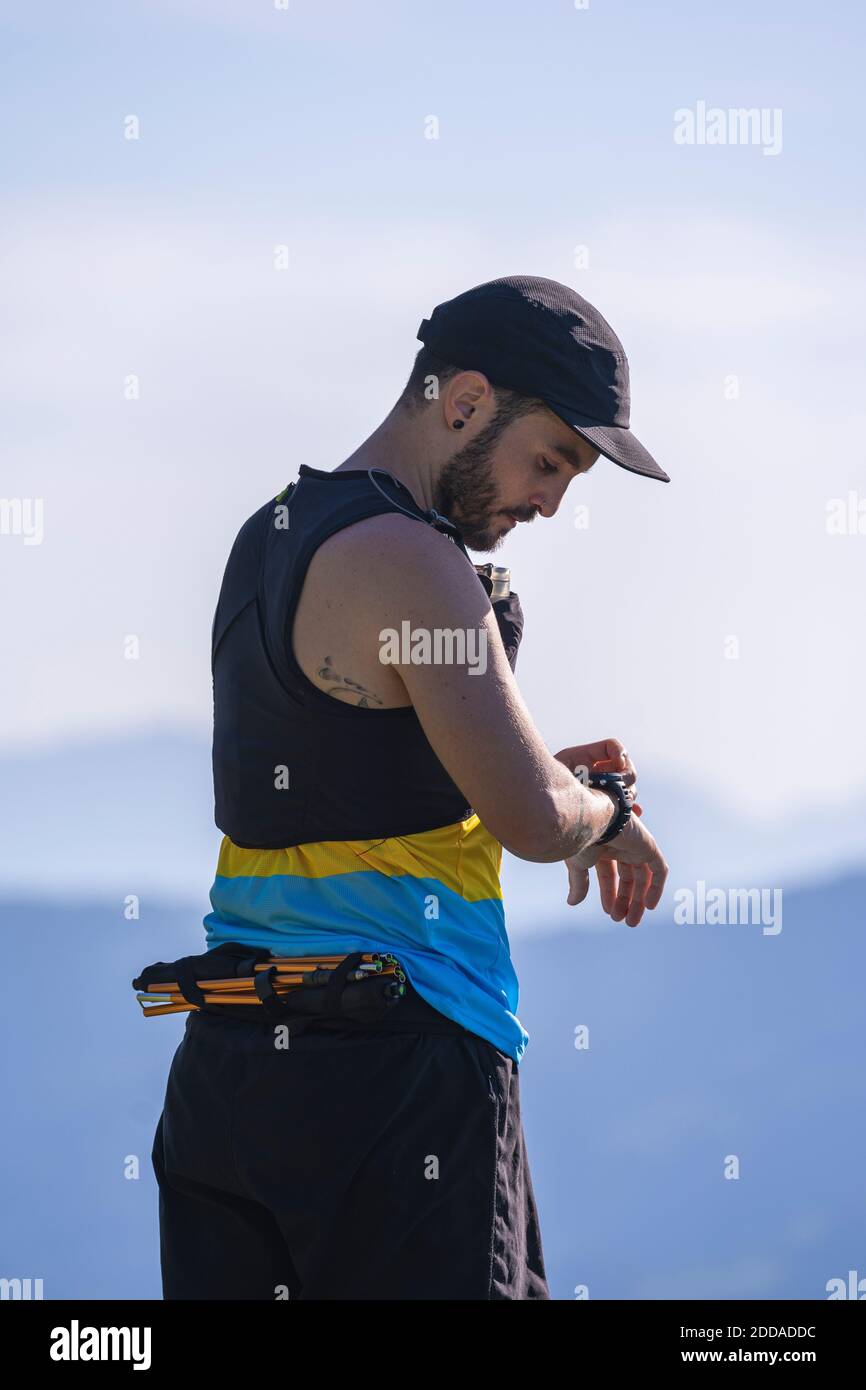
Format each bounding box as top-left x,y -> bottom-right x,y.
417,275 -> 669,483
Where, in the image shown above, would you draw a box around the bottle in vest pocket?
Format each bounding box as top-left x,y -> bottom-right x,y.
475,564 -> 511,601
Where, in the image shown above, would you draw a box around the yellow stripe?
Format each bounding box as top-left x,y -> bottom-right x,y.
215,815 -> 503,903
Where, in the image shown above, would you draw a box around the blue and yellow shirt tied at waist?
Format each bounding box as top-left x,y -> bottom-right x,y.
204,814 -> 528,1062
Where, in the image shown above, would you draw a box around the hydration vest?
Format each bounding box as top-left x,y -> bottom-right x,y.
210,465 -> 524,850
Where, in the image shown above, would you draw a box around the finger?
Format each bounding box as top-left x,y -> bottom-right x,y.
624,863 -> 653,927
566,861 -> 590,906
554,740 -> 611,776
602,742 -> 638,786
584,738 -> 625,768
644,852 -> 669,911
611,862 -> 636,923
561,738 -> 631,777
591,742 -> 639,795
595,858 -> 619,916
619,747 -> 638,784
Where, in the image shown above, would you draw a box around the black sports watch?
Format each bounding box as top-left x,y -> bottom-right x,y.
587,770 -> 634,845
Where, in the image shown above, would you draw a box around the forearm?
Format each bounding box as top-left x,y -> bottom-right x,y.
527,765 -> 615,863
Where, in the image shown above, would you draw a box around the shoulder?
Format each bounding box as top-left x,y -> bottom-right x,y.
320,510 -> 455,563
311,512 -> 485,613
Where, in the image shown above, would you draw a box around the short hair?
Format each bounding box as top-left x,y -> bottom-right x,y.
398,346 -> 545,426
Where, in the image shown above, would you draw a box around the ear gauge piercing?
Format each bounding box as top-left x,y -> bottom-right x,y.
452,419 -> 465,429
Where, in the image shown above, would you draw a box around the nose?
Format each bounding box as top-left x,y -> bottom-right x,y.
528,480 -> 570,519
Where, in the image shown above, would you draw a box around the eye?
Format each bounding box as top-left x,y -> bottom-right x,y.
539,456 -> 558,475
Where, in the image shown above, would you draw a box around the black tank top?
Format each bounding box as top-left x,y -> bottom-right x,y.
210,465 -> 523,850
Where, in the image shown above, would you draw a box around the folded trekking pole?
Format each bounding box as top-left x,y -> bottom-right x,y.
132,942 -> 407,1026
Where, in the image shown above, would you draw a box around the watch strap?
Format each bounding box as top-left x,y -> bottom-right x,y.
587,770 -> 632,844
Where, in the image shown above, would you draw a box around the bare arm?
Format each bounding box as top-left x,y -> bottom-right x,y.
332,513 -> 615,862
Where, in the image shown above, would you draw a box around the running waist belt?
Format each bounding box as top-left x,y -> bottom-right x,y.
132,942 -> 470,1038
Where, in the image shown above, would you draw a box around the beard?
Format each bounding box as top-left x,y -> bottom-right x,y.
433,417 -> 534,550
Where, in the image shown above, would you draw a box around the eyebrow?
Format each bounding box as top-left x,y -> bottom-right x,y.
554,443 -> 595,473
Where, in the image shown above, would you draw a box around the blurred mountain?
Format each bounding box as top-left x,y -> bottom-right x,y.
0,727 -> 218,905
0,728 -> 863,930
0,870 -> 863,1299
512,866 -> 866,1299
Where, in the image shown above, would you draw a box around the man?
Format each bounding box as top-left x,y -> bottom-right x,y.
151,275 -> 669,1301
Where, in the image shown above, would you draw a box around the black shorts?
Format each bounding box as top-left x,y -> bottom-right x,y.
151,986 -> 549,1300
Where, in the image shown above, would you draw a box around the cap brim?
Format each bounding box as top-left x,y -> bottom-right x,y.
545,401 -> 670,482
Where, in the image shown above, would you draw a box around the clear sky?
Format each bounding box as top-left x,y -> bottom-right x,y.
2,0 -> 865,819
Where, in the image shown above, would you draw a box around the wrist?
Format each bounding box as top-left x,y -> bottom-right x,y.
591,785 -> 620,843
587,770 -> 633,844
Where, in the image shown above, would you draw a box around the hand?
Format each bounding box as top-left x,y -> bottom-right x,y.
554,737 -> 642,813
564,807 -> 668,928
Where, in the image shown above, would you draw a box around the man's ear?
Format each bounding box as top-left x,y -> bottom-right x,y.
444,370 -> 494,427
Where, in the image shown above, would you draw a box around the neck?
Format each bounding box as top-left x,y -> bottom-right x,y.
335,406 -> 440,513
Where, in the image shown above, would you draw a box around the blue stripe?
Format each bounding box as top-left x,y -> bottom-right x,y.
204,868 -> 528,1062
